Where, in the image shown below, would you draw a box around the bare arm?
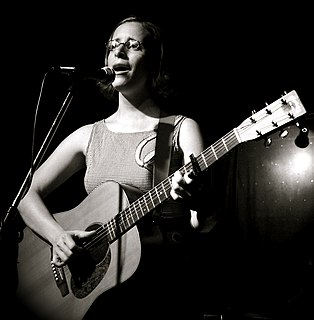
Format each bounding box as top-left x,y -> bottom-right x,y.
17,124 -> 95,266
170,117 -> 207,228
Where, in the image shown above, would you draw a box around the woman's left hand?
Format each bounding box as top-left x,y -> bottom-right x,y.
170,170 -> 195,201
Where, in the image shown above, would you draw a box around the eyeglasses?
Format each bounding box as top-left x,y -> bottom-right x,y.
106,39 -> 143,51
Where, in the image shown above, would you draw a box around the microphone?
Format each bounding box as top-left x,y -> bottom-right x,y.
51,66 -> 115,85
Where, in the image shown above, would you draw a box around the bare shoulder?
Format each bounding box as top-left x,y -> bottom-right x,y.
179,117 -> 203,137
59,123 -> 95,152
74,123 -> 94,137
178,116 -> 205,158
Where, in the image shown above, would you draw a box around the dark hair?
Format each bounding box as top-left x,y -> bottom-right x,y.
97,15 -> 177,105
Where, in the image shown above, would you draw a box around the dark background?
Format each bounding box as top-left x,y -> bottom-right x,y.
1,2 -> 313,319
2,2 -> 313,213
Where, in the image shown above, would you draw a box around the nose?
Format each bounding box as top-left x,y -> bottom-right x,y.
112,41 -> 129,51
114,47 -> 127,58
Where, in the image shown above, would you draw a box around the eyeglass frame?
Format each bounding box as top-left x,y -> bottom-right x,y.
106,39 -> 143,51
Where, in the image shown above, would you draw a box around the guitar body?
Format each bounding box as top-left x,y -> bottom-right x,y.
15,90 -> 307,320
16,181 -> 142,320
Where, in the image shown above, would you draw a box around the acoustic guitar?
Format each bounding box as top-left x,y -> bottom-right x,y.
16,90 -> 307,319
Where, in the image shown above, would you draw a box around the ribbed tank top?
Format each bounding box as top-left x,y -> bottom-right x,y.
84,115 -> 185,196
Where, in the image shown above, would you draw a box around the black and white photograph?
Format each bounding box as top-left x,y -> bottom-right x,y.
1,2 -> 313,319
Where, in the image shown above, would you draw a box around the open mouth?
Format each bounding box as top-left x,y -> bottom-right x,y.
113,64 -> 130,73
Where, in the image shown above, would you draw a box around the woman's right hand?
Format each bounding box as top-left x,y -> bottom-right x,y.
51,229 -> 96,267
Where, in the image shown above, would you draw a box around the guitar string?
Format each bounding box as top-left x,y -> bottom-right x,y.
82,131 -> 238,250
82,98 -> 295,250
106,98 -> 295,239
82,130 -> 241,250
82,177 -> 174,250
83,125 -> 266,250
239,98 -> 297,135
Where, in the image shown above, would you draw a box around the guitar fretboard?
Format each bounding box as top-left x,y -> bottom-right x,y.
105,129 -> 240,243
80,90 -> 307,255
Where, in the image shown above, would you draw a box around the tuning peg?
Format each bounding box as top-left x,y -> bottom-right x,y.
279,129 -> 289,138
264,137 -> 272,148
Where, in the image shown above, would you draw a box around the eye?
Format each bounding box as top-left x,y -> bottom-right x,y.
112,40 -> 121,49
126,40 -> 141,50
106,39 -> 142,51
106,40 -> 119,50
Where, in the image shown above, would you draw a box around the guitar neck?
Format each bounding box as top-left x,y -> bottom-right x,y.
102,90 -> 308,243
106,129 -> 240,243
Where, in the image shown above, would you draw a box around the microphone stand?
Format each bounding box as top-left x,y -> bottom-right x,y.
0,84 -> 75,242
0,66 -> 115,240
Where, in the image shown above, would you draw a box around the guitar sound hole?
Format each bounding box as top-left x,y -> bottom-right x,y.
69,223 -> 111,298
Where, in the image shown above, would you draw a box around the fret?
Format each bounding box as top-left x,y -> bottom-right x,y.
138,198 -> 146,217
102,90 -> 306,256
161,181 -> 167,197
148,191 -> 156,207
144,193 -> 154,212
116,212 -> 125,233
201,153 -> 208,168
213,140 -> 227,158
155,186 -> 162,203
222,138 -> 228,151
108,92 -> 305,244
143,195 -> 150,212
107,219 -> 115,241
233,128 -> 241,143
132,201 -> 141,221
109,217 -> 117,240
129,204 -> 136,224
105,221 -> 113,242
210,145 -> 218,160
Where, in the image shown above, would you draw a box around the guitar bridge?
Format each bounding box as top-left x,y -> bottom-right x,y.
51,261 -> 69,297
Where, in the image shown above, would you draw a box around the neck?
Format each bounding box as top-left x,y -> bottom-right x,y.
105,94 -> 161,132
118,93 -> 160,119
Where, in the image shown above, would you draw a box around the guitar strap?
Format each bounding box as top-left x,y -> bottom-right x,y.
153,112 -> 176,187
153,112 -> 193,248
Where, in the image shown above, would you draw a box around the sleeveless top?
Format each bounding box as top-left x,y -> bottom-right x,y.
84,115 -> 186,195
84,114 -> 192,248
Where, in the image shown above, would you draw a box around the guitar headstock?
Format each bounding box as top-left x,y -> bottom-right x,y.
237,90 -> 307,142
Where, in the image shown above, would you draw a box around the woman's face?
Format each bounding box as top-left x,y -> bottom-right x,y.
107,21 -> 151,95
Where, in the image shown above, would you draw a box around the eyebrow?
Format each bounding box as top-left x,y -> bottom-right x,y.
111,36 -> 141,42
